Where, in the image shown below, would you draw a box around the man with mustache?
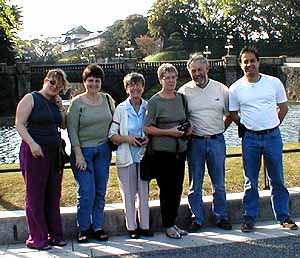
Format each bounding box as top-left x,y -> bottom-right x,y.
229,46 -> 298,233
178,53 -> 232,232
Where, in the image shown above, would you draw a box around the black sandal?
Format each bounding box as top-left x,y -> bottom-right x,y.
93,229 -> 108,241
77,230 -> 88,243
49,239 -> 67,246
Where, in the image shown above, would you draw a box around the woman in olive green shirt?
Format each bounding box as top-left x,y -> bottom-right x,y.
67,64 -> 114,243
144,63 -> 191,239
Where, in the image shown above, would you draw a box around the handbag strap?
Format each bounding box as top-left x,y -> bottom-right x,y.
106,94 -> 113,116
42,94 -> 62,137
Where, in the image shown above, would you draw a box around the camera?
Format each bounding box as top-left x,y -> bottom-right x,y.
177,121 -> 191,132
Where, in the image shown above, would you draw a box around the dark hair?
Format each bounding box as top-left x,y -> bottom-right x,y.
239,46 -> 260,63
82,64 -> 105,82
123,72 -> 145,88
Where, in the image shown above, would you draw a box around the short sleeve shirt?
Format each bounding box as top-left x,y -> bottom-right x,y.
229,74 -> 287,130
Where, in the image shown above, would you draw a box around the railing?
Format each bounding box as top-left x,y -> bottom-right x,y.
286,57 -> 300,63
1,148 -> 300,190
31,59 -> 225,74
31,63 -> 125,73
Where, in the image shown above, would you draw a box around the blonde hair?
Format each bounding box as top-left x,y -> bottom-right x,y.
45,69 -> 69,91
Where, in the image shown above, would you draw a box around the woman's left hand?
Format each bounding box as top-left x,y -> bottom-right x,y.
54,95 -> 64,111
140,137 -> 149,146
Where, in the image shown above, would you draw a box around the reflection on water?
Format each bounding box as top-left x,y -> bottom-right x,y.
1,104 -> 299,164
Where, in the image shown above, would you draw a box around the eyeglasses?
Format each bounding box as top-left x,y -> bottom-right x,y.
48,79 -> 63,90
128,83 -> 143,88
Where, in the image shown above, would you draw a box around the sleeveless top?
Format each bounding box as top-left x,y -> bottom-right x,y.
27,92 -> 62,146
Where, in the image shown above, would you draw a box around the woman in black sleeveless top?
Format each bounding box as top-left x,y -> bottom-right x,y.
15,69 -> 68,250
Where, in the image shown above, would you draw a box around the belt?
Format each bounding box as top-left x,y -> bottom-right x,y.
246,126 -> 278,135
191,133 -> 222,139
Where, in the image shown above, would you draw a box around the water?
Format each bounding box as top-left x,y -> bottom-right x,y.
1,104 -> 299,164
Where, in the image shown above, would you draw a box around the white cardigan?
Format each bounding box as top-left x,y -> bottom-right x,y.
109,98 -> 147,168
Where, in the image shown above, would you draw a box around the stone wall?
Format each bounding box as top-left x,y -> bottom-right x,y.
282,66 -> 300,101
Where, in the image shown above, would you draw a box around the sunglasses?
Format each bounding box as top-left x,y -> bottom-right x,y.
48,79 -> 63,90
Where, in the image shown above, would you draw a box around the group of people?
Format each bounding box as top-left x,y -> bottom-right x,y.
15,46 -> 298,250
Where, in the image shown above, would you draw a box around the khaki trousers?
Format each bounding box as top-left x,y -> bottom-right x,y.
117,163 -> 150,230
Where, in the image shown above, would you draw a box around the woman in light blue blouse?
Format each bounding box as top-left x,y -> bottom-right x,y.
109,73 -> 153,239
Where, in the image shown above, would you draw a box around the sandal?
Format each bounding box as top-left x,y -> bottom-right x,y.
165,226 -> 181,239
49,239 -> 67,247
174,225 -> 188,236
93,229 -> 108,241
77,230 -> 88,243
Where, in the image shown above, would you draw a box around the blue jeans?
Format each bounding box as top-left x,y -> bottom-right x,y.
71,142 -> 111,231
242,128 -> 289,223
187,134 -> 228,225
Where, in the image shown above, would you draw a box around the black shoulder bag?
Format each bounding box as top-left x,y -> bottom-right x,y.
106,94 -> 119,151
45,100 -> 70,170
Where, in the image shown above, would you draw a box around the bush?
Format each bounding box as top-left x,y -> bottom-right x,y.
144,50 -> 189,62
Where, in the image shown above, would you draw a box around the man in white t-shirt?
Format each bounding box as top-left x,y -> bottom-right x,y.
178,53 -> 232,232
229,47 -> 298,233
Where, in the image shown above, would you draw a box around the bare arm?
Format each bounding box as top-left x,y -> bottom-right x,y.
278,102 -> 288,124
111,134 -> 148,147
54,95 -> 67,129
224,115 -> 232,131
144,125 -> 184,138
15,94 -> 44,158
229,111 -> 240,126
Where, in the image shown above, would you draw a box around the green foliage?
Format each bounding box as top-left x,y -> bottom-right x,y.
95,15 -> 148,59
0,0 -> 22,64
144,50 -> 189,61
148,0 -> 201,49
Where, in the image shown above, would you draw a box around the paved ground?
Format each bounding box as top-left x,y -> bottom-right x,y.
1,218 -> 300,258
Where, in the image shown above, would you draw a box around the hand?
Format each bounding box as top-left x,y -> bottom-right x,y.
140,137 -> 149,146
75,153 -> 87,171
29,141 -> 44,158
126,136 -> 142,147
54,95 -> 64,111
186,126 -> 193,136
168,127 -> 185,138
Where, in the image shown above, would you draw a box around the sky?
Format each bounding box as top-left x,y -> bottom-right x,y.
10,0 -> 155,40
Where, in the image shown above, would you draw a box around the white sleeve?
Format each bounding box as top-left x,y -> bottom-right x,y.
228,85 -> 240,111
273,78 -> 288,104
108,105 -> 121,138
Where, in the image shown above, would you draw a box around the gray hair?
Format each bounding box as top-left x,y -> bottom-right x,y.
157,63 -> 178,80
187,52 -> 209,70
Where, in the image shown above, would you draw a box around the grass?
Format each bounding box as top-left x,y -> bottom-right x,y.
0,143 -> 300,211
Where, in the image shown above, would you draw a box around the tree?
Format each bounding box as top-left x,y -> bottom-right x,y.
95,15 -> 148,59
18,37 -> 62,64
135,35 -> 157,56
148,0 -> 201,48
0,0 -> 22,64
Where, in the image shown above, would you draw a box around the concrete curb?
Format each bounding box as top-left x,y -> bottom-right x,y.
1,187 -> 300,245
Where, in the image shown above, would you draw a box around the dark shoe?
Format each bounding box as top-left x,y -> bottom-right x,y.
241,219 -> 254,233
77,230 -> 88,243
139,228 -> 154,237
217,219 -> 232,230
93,229 -> 109,241
128,229 -> 140,239
280,218 -> 298,230
26,244 -> 52,251
188,222 -> 202,233
49,239 -> 67,247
